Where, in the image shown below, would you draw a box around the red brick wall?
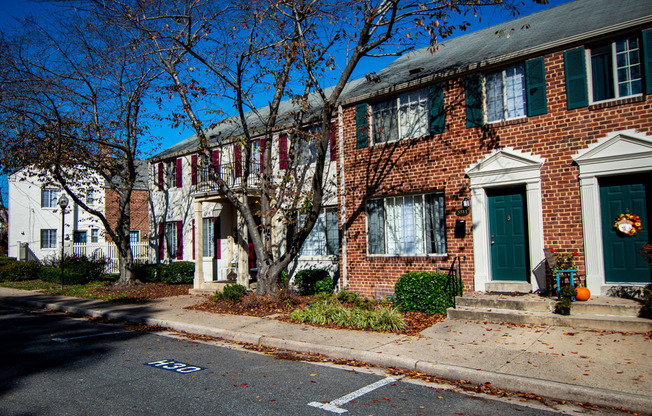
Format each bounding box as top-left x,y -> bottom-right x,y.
341,50 -> 652,298
104,188 -> 150,242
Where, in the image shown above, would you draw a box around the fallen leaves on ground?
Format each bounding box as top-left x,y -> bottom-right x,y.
89,283 -> 192,301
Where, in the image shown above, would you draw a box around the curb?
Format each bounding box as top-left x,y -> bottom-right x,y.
3,296 -> 651,415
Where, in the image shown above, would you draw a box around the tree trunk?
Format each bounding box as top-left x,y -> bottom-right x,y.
255,262 -> 279,295
115,238 -> 136,286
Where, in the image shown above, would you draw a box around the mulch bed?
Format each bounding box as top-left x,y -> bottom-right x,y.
188,295 -> 447,336
90,283 -> 192,301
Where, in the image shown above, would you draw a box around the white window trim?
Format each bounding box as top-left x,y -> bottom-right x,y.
365,193 -> 446,257
369,88 -> 428,145
586,38 -> 643,105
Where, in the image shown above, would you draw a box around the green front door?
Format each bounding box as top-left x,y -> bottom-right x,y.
488,187 -> 530,281
600,175 -> 651,284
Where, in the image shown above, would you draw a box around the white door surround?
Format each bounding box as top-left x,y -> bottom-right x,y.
572,129 -> 652,295
466,147 -> 545,292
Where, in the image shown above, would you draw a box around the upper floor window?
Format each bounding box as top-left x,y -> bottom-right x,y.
589,36 -> 642,103
86,189 -> 95,205
485,64 -> 526,122
367,193 -> 446,256
371,88 -> 428,144
165,160 -> 176,188
41,188 -> 60,208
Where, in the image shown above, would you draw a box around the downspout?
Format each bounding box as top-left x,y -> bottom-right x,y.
338,105 -> 348,289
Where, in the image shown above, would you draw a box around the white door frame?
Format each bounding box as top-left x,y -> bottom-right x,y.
572,130 -> 652,295
466,147 -> 545,292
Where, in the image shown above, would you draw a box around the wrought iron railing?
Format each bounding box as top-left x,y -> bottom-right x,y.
444,256 -> 464,308
194,162 -> 261,193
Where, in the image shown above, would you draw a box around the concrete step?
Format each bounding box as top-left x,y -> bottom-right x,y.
448,306 -> 652,332
455,296 -> 642,317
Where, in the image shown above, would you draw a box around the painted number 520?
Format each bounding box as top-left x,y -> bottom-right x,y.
146,359 -> 204,374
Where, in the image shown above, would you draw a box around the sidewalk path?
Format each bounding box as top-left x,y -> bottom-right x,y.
1,287 -> 650,415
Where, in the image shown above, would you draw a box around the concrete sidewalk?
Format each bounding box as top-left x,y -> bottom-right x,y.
1,287 -> 650,415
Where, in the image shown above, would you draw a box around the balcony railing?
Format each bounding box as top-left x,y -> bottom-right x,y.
194,162 -> 261,194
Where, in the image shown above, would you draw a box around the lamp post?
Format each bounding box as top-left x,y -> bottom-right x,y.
58,194 -> 69,290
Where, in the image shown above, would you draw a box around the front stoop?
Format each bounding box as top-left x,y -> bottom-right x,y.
448,294 -> 652,332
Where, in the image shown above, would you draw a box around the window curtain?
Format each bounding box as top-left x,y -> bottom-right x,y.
386,197 -> 400,255
372,99 -> 398,144
325,209 -> 339,255
203,217 -> 214,258
485,71 -> 504,122
505,65 -> 526,119
425,194 -> 447,254
398,90 -> 427,139
367,200 -> 385,254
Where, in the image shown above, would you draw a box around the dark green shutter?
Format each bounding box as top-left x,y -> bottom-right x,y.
642,29 -> 652,95
525,57 -> 547,116
465,74 -> 483,128
429,82 -> 445,134
564,47 -> 588,110
355,103 -> 369,149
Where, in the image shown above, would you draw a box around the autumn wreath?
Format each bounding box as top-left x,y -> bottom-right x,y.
614,213 -> 642,236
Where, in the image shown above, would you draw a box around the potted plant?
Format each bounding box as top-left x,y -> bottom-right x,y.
555,285 -> 576,315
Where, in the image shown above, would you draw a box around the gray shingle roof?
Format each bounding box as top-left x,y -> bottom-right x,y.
153,0 -> 652,161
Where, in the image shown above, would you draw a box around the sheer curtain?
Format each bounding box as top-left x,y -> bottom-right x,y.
398,90 -> 428,139
372,99 -> 398,144
505,64 -> 526,119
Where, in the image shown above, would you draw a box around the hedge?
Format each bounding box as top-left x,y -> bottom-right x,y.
394,271 -> 463,315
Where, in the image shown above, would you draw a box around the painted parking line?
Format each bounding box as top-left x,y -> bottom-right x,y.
51,330 -> 132,343
308,376 -> 399,414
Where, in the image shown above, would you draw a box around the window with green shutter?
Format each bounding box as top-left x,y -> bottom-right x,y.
429,82 -> 445,134
643,29 -> 652,95
525,57 -> 547,116
564,47 -> 588,109
355,103 -> 369,149
465,74 -> 482,128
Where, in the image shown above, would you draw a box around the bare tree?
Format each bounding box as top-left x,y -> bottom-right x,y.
0,8 -> 161,285
83,0 -> 541,294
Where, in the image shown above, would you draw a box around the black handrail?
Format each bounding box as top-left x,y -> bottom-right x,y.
444,256 -> 463,309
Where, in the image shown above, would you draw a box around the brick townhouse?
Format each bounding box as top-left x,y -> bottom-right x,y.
151,0 -> 652,298
336,0 -> 652,298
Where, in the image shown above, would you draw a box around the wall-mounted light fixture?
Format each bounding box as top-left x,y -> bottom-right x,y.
462,198 -> 470,209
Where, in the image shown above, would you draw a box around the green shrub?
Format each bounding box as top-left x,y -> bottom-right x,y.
42,254 -> 107,282
336,288 -> 374,309
0,260 -> 41,282
640,284 -> 652,319
38,266 -> 87,285
0,257 -> 17,266
294,269 -> 333,296
394,271 -> 463,315
160,261 -> 195,284
290,299 -> 405,331
214,283 -> 247,303
132,261 -> 160,283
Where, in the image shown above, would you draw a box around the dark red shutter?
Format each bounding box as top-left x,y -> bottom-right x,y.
192,219 -> 195,260
158,222 -> 164,260
176,220 -> 183,259
157,163 -> 164,190
234,145 -> 242,178
248,242 -> 255,269
259,138 -> 265,173
191,155 -> 197,185
212,149 -> 220,173
214,217 -> 221,259
278,134 -> 288,169
329,124 -> 337,161
175,158 -> 182,188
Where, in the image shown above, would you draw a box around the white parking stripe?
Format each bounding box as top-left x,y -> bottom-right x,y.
308,376 -> 398,414
51,331 -> 131,342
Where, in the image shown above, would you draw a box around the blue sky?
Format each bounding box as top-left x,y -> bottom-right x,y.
0,0 -> 574,203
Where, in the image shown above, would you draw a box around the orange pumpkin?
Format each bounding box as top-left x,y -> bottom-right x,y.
575,287 -> 591,301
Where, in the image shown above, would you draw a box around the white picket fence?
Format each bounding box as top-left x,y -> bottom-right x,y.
71,242 -> 153,274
